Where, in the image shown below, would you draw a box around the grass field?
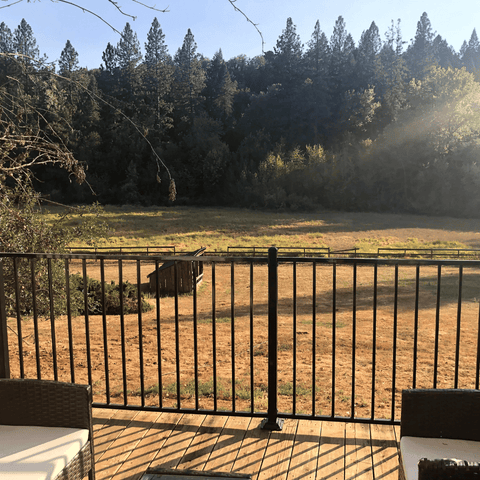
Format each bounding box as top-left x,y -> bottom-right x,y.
9,206 -> 480,419
44,205 -> 480,253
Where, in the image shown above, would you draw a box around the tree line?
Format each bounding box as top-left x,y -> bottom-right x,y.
2,12 -> 480,216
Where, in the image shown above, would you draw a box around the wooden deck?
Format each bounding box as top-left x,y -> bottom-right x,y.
92,408 -> 401,480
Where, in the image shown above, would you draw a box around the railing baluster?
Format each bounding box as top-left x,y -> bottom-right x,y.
0,259 -> 10,379
250,262 -> 254,414
193,259 -> 199,411
413,265 -> 420,389
231,261 -> 236,412
31,259 -> 41,379
47,258 -> 58,381
371,264 -> 378,420
312,260 -> 316,416
155,259 -> 162,409
332,263 -> 336,418
292,261 -> 297,416
351,263 -> 357,420
82,259 -> 92,386
100,258 -> 110,404
137,259 -> 145,406
433,265 -> 442,388
64,259 -> 74,383
212,263 -> 217,411
476,296 -> 480,390
392,265 -> 398,421
174,261 -> 181,409
13,258 -> 24,378
454,265 -> 463,389
119,259 -> 128,405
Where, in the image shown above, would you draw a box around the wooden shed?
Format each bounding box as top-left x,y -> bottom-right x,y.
147,247 -> 205,296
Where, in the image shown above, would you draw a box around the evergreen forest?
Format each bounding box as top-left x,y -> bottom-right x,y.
3,12 -> 480,216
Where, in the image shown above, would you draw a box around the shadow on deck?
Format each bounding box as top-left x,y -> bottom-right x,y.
92,408 -> 400,480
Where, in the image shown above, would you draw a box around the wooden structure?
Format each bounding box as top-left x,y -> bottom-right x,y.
147,247 -> 205,296
92,408 -> 401,480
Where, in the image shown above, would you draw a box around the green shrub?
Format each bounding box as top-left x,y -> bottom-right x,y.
69,274 -> 152,316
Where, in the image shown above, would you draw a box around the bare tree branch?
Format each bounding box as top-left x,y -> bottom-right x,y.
3,0 -> 262,51
52,0 -> 124,37
226,0 -> 264,53
0,0 -> 23,10
131,0 -> 169,13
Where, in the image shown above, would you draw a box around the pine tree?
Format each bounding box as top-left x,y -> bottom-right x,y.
58,40 -> 79,76
101,42 -> 117,74
204,49 -> 237,119
329,16 -> 355,79
13,19 -> 41,67
302,20 -> 330,142
116,22 -> 142,70
144,17 -> 169,67
461,29 -> 480,71
144,18 -> 174,133
273,17 -> 303,87
0,22 -> 13,53
115,22 -> 142,100
305,20 -> 330,77
329,15 -> 356,99
432,35 -> 457,69
405,12 -> 436,78
356,21 -> 381,87
0,22 -> 13,72
173,29 -> 205,122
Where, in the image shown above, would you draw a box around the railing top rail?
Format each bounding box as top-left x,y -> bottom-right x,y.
0,251 -> 270,264
378,247 -> 480,252
227,245 -> 330,251
2,251 -> 480,267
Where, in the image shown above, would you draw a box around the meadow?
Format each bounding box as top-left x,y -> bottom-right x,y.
8,206 -> 480,419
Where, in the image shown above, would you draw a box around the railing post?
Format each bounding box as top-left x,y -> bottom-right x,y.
0,259 -> 10,379
262,247 -> 284,431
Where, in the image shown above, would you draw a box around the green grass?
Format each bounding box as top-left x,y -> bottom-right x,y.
198,317 -> 231,325
41,205 -> 332,252
355,236 -> 468,255
40,205 -> 474,256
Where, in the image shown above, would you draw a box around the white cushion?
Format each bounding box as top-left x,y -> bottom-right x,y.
0,425 -> 89,480
401,436 -> 480,480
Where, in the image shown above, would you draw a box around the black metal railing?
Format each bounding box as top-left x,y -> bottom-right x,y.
1,248 -> 480,429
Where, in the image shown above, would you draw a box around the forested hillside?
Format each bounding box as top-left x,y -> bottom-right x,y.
2,12 -> 480,216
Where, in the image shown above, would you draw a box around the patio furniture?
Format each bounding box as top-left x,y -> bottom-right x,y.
399,389 -> 480,480
0,378 -> 95,480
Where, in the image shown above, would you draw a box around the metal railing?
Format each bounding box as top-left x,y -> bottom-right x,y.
1,248 -> 480,429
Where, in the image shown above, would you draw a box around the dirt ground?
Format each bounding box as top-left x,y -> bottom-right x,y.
6,211 -> 480,421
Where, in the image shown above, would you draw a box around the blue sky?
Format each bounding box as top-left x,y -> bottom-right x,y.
1,0 -> 477,69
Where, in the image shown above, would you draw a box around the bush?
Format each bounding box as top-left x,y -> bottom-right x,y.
69,274 -> 153,316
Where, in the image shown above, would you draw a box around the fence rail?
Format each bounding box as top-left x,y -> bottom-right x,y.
68,246 -> 176,255
377,247 -> 480,258
1,249 -> 480,429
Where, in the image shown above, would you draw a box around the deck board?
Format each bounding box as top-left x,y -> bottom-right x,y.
178,415 -> 229,470
91,409 -> 401,480
286,419 -> 322,480
370,422 -> 400,480
316,421 -> 346,480
204,416 -> 252,473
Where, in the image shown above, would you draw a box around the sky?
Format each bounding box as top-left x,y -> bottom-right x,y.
0,0 -> 478,69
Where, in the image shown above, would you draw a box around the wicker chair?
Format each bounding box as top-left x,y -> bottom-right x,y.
399,389 -> 480,480
0,378 -> 95,480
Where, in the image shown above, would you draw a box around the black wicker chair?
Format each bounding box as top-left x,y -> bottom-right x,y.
0,378 -> 95,480
399,389 -> 480,480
